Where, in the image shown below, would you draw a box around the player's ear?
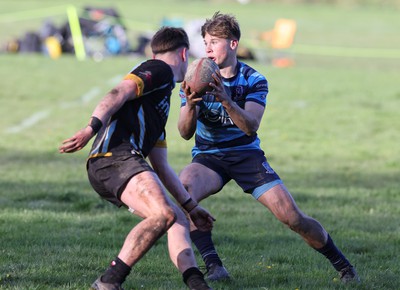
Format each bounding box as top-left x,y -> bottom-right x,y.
230,39 -> 238,50
181,47 -> 188,62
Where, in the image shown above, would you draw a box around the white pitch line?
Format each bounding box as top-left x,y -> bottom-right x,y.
4,75 -> 122,134
5,110 -> 50,134
107,74 -> 123,85
81,87 -> 101,104
59,87 -> 101,109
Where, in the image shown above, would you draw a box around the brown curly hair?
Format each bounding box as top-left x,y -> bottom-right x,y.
201,11 -> 241,41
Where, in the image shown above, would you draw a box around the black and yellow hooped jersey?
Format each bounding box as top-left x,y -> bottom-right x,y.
88,59 -> 174,159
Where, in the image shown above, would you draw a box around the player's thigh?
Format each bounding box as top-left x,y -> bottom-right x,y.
179,162 -> 222,201
120,170 -> 173,218
257,183 -> 302,223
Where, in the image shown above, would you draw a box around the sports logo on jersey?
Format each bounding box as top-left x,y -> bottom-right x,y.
155,96 -> 170,121
256,82 -> 268,89
235,86 -> 244,99
204,108 -> 233,126
262,161 -> 275,174
139,71 -> 152,84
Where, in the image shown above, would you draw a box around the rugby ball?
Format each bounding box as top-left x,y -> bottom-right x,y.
184,57 -> 219,96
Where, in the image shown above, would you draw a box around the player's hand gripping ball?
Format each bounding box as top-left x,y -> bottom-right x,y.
184,57 -> 219,96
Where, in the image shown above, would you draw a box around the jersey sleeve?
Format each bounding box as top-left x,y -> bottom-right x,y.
124,73 -> 145,96
246,73 -> 268,107
124,60 -> 174,98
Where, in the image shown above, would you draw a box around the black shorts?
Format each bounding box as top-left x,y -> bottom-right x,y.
87,154 -> 153,207
193,150 -> 282,199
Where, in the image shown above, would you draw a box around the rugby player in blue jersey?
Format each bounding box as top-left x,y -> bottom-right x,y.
59,27 -> 214,290
178,12 -> 359,284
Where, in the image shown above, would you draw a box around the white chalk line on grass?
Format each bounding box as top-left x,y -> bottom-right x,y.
5,75 -> 122,134
59,87 -> 101,109
5,110 -> 51,134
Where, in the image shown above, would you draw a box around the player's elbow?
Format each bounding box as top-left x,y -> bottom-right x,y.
180,131 -> 193,140
245,130 -> 257,137
245,130 -> 257,136
244,122 -> 260,136
178,125 -> 194,140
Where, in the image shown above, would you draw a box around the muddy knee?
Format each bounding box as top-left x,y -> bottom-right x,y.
157,206 -> 177,231
284,213 -> 305,232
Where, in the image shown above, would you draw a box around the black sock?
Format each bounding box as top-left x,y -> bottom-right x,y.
101,257 -> 131,284
191,230 -> 222,268
315,234 -> 351,271
182,267 -> 204,285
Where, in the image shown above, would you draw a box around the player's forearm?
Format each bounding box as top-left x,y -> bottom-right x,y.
149,149 -> 195,208
90,81 -> 137,126
90,90 -> 124,125
178,106 -> 197,140
222,100 -> 260,135
159,165 -> 192,206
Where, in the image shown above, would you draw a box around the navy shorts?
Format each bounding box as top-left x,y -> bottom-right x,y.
193,150 -> 282,199
87,154 -> 153,207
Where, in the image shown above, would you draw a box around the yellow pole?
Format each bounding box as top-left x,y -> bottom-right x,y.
67,5 -> 86,61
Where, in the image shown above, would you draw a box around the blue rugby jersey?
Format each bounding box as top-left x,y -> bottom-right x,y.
89,59 -> 174,159
180,61 -> 268,157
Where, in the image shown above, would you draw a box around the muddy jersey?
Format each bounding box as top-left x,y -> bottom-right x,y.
180,61 -> 268,157
89,59 -> 174,159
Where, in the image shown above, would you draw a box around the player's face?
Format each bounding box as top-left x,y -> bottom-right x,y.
204,33 -> 236,68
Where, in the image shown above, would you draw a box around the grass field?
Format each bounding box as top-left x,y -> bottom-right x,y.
1,1 -> 400,289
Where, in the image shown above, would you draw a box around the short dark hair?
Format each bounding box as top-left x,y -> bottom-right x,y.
201,11 -> 241,41
151,26 -> 190,54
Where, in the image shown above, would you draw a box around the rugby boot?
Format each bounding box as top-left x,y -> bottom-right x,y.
206,263 -> 230,281
339,265 -> 360,284
90,276 -> 124,290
